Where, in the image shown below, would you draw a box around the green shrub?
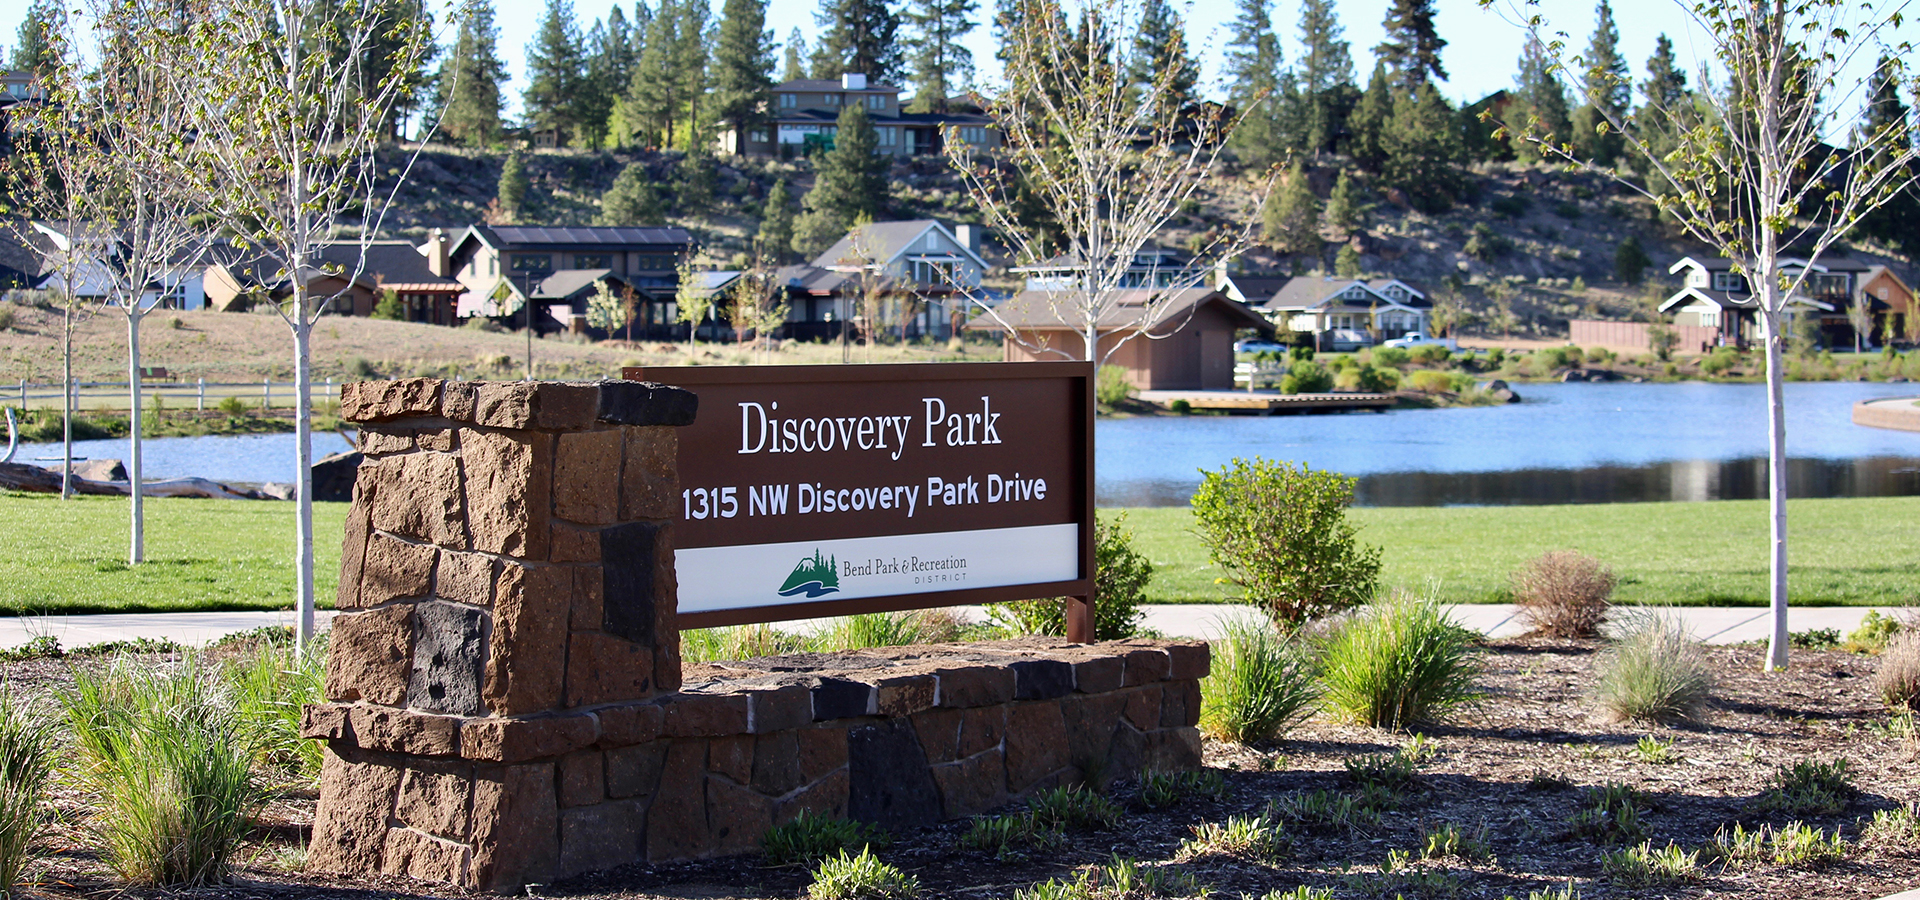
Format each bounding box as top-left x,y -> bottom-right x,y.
1266,789 -> 1383,833
1510,550 -> 1615,638
984,512 -> 1151,640
1371,346 -> 1411,367
680,623 -> 808,662
1876,631 -> 1920,709
0,687 -> 56,900
1409,344 -> 1451,365
763,810 -> 890,866
1320,594 -> 1480,728
1862,802 -> 1920,849
1096,365 -> 1133,407
1700,347 -> 1740,375
959,812 -> 1064,859
1279,360 -> 1334,394
1790,628 -> 1841,649
1342,735 -> 1432,792
1632,735 -> 1679,764
371,290 -> 405,321
1706,821 -> 1846,867
1168,399 -> 1192,414
1190,458 -> 1381,627
806,847 -> 919,900
1848,610 -> 1902,654
65,654 -> 265,886
1199,617 -> 1320,744
1754,759 -> 1856,816
1420,822 -> 1491,861
1567,782 -> 1652,843
215,395 -> 249,416
1592,614 -> 1713,724
0,307 -> 14,332
1404,370 -> 1454,393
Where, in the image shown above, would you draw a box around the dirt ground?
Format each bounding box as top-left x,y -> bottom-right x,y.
12,637 -> 1920,900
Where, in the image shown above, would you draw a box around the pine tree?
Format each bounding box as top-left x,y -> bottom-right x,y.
1222,0 -> 1287,168
904,0 -> 978,112
757,177 -> 797,263
1334,243 -> 1362,278
1513,35 -> 1571,160
363,0 -> 439,140
1570,0 -> 1627,163
712,0 -> 775,152
1263,161 -> 1321,255
1381,83 -> 1465,214
623,0 -> 709,149
1861,55 -> 1911,140
1375,0 -> 1446,89
794,104 -> 888,257
673,0 -> 714,143
1324,169 -> 1365,239
1129,0 -> 1198,117
498,151 -> 530,221
1613,234 -> 1650,285
524,0 -> 591,145
1857,60 -> 1919,255
435,0 -> 510,147
813,0 -> 902,82
1347,64 -> 1393,173
600,163 -> 664,223
11,0 -> 58,74
577,19 -> 614,147
1296,0 -> 1355,154
674,145 -> 718,213
783,28 -> 809,81
579,6 -> 639,147
1632,33 -> 1690,189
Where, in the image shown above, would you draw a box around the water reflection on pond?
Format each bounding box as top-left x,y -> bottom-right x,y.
1096,381 -> 1920,507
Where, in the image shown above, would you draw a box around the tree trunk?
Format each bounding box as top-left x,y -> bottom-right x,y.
1761,305 -> 1790,670
126,311 -> 144,564
294,319 -> 317,647
62,303 -> 73,500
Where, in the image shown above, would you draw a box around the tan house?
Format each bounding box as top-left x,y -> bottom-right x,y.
1258,276 -> 1430,351
723,74 -> 1000,159
969,288 -> 1271,390
202,240 -> 464,323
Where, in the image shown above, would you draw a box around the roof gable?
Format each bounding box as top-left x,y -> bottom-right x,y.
812,220 -> 987,271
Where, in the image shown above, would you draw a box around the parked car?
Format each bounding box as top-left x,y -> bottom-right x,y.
1381,332 -> 1459,350
1234,339 -> 1289,355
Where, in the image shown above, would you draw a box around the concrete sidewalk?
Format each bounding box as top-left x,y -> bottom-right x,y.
0,604 -> 1897,651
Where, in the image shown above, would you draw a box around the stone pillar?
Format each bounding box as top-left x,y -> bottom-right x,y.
305,378 -> 695,891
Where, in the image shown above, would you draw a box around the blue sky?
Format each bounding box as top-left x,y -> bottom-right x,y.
3,0 -> 1907,128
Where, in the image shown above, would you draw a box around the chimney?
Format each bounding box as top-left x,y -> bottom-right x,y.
842,73 -> 868,90
955,223 -> 981,255
425,227 -> 450,277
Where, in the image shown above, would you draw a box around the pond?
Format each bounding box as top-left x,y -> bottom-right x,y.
12,382 -> 1918,507
1096,381 -> 1920,507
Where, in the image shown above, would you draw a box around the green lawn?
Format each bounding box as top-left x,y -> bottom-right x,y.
1116,496 -> 1920,607
0,494 -> 348,614
2,493 -> 1915,614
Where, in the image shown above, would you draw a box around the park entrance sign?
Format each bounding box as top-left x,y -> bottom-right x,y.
623,362 -> 1095,634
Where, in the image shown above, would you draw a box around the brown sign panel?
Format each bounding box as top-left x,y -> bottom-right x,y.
623,362 -> 1095,629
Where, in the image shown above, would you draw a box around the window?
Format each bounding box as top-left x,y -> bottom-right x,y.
878,126 -> 897,145
867,94 -> 885,110
825,93 -> 841,106
1811,273 -> 1850,297
574,254 -> 611,269
1712,271 -> 1746,292
637,255 -> 674,271
510,254 -> 552,273
750,130 -> 770,143
779,94 -> 796,108
958,126 -> 987,144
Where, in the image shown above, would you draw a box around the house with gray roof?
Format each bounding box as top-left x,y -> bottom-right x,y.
445,224 -> 694,335
1660,254 -> 1913,349
1259,276 -> 1431,351
722,74 -> 1000,159
810,219 -> 990,340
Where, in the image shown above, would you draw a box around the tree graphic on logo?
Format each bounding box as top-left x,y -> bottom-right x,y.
778,549 -> 840,598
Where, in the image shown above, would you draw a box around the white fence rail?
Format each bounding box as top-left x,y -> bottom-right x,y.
8,378 -> 340,412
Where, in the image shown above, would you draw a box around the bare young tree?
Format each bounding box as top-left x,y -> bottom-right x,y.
1845,290 -> 1875,352
727,264 -> 791,363
949,0 -> 1269,370
1492,0 -> 1920,669
178,0 -> 435,645
675,258 -> 714,355
18,0 -> 214,562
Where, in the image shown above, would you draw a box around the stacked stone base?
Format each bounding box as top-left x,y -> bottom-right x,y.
304,638 -> 1207,891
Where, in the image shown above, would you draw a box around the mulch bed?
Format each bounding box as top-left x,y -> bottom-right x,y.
11,636 -> 1920,899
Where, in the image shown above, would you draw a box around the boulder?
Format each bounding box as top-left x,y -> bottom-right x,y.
312,450 -> 363,503
74,458 -> 128,482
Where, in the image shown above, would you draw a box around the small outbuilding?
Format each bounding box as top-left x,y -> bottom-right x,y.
967,287 -> 1269,390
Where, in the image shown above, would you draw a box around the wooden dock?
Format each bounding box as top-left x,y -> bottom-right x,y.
1136,390 -> 1395,415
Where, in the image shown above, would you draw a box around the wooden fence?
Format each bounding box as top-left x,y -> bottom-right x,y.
1569,319 -> 1722,355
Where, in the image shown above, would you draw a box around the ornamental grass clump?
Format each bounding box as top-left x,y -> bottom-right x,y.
1319,594 -> 1480,729
1511,551 -> 1616,638
0,687 -> 57,900
65,653 -> 265,887
1875,631 -> 1920,710
1190,458 -> 1381,629
1591,614 -> 1714,724
223,635 -> 326,782
1199,616 -> 1320,744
